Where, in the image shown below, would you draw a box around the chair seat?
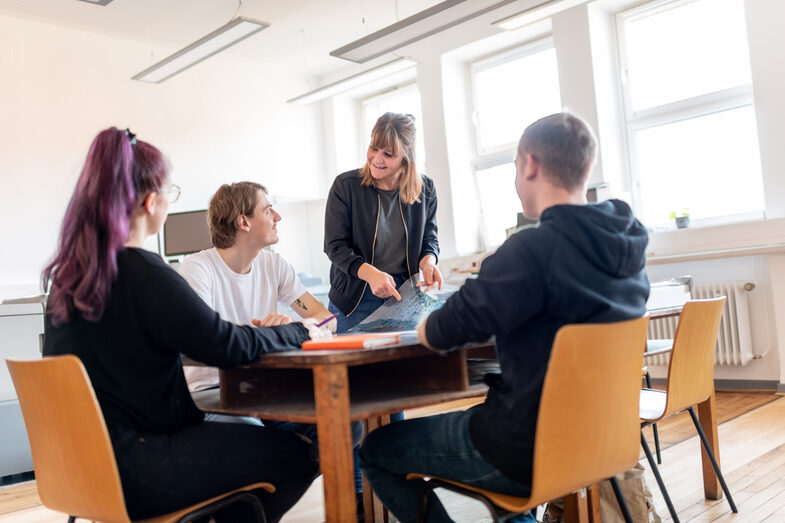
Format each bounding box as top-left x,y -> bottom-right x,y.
645,339 -> 673,357
137,482 -> 275,523
406,473 -> 535,513
640,388 -> 667,423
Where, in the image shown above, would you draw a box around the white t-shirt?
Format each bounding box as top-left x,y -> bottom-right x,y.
179,247 -> 307,391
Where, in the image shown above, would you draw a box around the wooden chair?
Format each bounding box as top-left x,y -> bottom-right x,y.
643,338 -> 675,465
639,297 -> 738,523
6,355 -> 275,523
407,316 -> 650,523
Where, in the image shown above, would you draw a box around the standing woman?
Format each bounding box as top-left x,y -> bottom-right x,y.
325,112 -> 442,333
42,128 -> 317,522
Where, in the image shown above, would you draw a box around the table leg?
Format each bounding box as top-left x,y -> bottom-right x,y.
313,364 -> 356,523
586,483 -> 602,522
564,489 -> 589,523
697,393 -> 722,500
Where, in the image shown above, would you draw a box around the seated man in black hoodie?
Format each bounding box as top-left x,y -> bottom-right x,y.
358,112 -> 650,523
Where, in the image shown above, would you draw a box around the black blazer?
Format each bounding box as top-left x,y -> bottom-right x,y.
324,169 -> 439,316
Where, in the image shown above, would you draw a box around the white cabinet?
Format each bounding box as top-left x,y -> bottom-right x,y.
0,302 -> 44,477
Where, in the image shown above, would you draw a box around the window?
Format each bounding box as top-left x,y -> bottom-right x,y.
470,39 -> 562,248
618,0 -> 764,228
361,83 -> 426,173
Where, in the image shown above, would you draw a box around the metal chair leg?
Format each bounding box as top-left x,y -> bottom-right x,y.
67,517 -> 76,523
687,407 -> 738,513
652,423 -> 662,464
644,371 -> 662,464
417,480 -> 437,523
641,430 -> 680,522
609,476 -> 633,523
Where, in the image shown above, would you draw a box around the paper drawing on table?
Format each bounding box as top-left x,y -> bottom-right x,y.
347,277 -> 458,333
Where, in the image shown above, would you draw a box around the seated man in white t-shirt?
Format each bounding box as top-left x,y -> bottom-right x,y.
180,181 -> 336,393
180,182 -> 364,518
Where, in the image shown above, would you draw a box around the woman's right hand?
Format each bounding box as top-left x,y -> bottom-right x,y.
358,263 -> 402,301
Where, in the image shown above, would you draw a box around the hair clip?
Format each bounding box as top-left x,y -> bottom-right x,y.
124,128 -> 137,146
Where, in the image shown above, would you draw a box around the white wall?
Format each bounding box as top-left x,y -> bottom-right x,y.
0,13 -> 325,297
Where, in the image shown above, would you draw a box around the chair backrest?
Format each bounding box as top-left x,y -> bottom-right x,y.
662,297 -> 726,416
6,355 -> 131,523
529,316 -> 649,503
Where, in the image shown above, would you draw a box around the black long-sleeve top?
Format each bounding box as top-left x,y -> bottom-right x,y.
43,247 -> 309,435
425,200 -> 650,486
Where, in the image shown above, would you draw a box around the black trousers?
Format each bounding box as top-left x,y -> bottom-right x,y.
110,421 -> 319,522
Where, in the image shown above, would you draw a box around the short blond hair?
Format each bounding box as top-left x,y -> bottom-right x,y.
208,182 -> 267,249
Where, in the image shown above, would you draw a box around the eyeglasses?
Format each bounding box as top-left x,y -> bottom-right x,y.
163,184 -> 181,204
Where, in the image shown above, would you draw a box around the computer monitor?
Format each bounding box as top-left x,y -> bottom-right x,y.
162,210 -> 212,257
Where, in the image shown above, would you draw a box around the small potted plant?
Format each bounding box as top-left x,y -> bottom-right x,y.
670,209 -> 690,229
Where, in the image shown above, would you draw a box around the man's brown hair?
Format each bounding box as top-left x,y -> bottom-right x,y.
519,112 -> 597,191
207,182 -> 267,249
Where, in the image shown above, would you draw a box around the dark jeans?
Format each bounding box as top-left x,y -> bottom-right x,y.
359,409 -> 535,523
110,421 -> 319,522
204,412 -> 365,491
328,273 -> 408,333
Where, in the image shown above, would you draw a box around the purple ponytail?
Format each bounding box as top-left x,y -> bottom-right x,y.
43,128 -> 169,324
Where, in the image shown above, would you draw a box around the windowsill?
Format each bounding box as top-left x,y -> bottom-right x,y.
646,217 -> 785,265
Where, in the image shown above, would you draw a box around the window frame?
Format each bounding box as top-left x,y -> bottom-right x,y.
470,36 -> 558,158
616,0 -> 761,227
468,36 -> 561,249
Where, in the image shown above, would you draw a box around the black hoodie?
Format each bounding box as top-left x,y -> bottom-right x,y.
425,199 -> 649,488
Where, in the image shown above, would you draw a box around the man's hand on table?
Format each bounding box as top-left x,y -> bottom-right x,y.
416,317 -> 437,351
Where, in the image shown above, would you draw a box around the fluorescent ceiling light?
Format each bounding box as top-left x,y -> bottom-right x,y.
492,0 -> 591,30
132,17 -> 269,83
77,0 -> 114,5
330,0 -> 518,63
287,57 -> 417,105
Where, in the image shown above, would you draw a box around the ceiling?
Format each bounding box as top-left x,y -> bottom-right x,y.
0,0 -> 444,76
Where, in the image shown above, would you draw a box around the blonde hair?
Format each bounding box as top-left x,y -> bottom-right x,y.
359,112 -> 422,204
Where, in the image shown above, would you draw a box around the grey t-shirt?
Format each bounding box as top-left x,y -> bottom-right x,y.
373,188 -> 409,276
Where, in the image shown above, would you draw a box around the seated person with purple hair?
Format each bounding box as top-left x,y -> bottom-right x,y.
42,128 -> 318,522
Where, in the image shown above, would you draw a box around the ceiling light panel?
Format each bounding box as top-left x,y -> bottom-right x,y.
132,17 -> 269,83
492,0 -> 591,30
288,57 -> 417,105
330,0 -> 518,63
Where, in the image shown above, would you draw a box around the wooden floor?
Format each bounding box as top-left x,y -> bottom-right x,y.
0,391 -> 781,522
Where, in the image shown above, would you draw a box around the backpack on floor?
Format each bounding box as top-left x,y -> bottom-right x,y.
542,463 -> 661,523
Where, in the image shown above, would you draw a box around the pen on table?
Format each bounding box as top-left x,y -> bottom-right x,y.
315,313 -> 338,328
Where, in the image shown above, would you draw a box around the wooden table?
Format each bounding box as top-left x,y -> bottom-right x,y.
193,304 -> 724,520
193,342 -> 491,523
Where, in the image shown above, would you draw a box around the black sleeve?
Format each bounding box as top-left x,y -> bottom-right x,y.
420,177 -> 439,263
138,262 -> 309,368
324,176 -> 365,278
425,232 -> 548,350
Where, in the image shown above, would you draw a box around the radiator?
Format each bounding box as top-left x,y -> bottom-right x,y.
647,281 -> 755,366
